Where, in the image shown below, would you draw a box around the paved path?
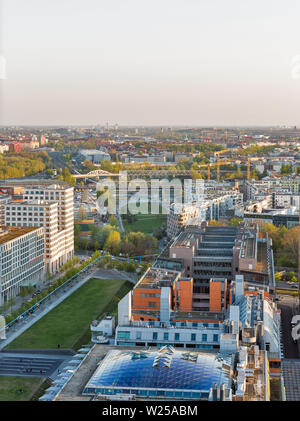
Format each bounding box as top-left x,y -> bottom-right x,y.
0,266 -> 98,351
0,266 -> 135,351
0,351 -> 74,380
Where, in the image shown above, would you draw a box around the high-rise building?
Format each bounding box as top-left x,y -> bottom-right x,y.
1,182 -> 74,273
0,226 -> 45,305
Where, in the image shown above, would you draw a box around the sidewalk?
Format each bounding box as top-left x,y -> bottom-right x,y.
1,267 -> 81,318
0,266 -> 97,351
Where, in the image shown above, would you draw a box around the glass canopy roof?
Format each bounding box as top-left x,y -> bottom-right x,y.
85,348 -> 233,392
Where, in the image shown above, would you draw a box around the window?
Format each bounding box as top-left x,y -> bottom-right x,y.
117,331 -> 130,339
213,334 -> 218,342
136,331 -> 142,340
202,334 -> 207,342
175,333 -> 180,341
191,333 -> 196,341
153,332 -> 158,340
164,332 -> 169,341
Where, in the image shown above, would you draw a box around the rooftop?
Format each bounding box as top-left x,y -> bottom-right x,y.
83,347 -> 233,396
135,267 -> 181,289
0,225 -> 41,245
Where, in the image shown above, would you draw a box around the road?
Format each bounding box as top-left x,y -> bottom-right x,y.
277,281 -> 299,291
48,151 -> 73,172
277,295 -> 300,359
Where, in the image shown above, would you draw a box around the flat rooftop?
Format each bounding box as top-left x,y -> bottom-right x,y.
282,359 -> 300,401
0,225 -> 41,245
0,180 -> 71,189
135,268 -> 180,289
131,309 -> 225,322
6,200 -> 56,206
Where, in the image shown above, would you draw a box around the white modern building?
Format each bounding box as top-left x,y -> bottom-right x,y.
4,183 -> 74,273
0,226 -> 45,305
79,149 -> 111,163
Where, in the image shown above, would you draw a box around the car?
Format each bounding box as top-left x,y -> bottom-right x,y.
291,284 -> 299,289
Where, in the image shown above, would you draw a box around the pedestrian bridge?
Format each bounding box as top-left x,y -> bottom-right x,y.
72,170 -> 120,179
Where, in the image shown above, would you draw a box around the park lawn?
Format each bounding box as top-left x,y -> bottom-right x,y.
6,278 -> 130,350
123,214 -> 166,234
276,288 -> 299,296
0,376 -> 43,401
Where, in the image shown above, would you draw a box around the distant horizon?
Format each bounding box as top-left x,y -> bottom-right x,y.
0,124 -> 299,129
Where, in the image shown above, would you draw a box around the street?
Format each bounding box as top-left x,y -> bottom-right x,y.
277,295 -> 300,359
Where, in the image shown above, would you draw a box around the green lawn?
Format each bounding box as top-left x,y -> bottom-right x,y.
6,278 -> 131,350
0,377 -> 43,401
276,288 -> 299,296
123,214 -> 166,234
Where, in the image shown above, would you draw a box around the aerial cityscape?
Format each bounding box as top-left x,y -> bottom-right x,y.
0,0 -> 300,412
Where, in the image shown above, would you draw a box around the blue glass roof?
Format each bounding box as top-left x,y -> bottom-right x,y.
85,348 -> 232,392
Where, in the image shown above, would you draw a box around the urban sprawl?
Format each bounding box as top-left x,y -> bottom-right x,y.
0,125 -> 300,402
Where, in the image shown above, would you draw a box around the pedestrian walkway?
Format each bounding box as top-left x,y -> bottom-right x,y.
0,266 -> 97,351
0,351 -> 74,379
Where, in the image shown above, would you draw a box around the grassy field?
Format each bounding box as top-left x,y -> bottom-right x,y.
6,278 -> 132,350
276,288 -> 299,296
123,214 -> 166,234
0,377 -> 44,401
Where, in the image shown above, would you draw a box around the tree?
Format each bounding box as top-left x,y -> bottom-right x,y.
209,219 -> 223,226
262,223 -> 282,253
81,238 -> 89,250
104,230 -> 121,255
109,215 -> 118,227
228,217 -> 242,226
275,272 -> 281,283
281,226 -> 299,266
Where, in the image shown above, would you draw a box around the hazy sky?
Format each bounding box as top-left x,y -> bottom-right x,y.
1,0 -> 300,126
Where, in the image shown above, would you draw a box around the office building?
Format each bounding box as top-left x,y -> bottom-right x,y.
0,226 -> 44,305
1,182 -> 74,273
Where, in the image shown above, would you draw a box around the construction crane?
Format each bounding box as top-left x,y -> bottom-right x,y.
247,157 -> 251,180
247,157 -> 259,180
214,149 -> 230,182
198,158 -> 233,181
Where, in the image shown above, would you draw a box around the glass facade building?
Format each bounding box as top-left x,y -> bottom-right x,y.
83,347 -> 233,399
